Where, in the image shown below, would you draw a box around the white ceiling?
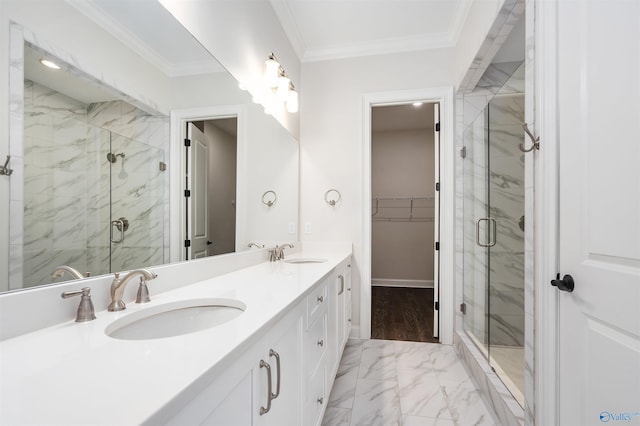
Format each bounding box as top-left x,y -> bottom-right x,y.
270,0 -> 472,62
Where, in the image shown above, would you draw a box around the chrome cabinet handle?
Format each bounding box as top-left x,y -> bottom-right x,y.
475,218 -> 497,247
317,339 -> 324,347
338,275 -> 344,295
269,349 -> 281,400
317,295 -> 324,303
317,397 -> 324,405
259,360 -> 273,415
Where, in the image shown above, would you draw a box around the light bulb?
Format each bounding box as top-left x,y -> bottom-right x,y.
264,58 -> 280,89
286,89 -> 299,113
277,76 -> 291,102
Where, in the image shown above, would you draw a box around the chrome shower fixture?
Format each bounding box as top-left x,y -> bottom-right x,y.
106,152 -> 125,163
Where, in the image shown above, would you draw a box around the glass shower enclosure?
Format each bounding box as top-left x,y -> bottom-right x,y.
462,62 -> 525,405
18,77 -> 166,289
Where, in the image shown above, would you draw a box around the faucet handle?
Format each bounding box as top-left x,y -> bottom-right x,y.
135,277 -> 151,304
61,287 -> 96,322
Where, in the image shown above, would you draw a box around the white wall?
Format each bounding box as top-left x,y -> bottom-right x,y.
372,128 -> 435,284
300,48 -> 456,334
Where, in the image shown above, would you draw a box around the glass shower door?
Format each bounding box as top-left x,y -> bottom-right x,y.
108,131 -> 165,273
462,61 -> 526,406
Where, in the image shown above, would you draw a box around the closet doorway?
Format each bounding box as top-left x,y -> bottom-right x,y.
370,102 -> 440,343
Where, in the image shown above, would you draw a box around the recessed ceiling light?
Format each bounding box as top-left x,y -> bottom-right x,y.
412,102 -> 423,107
40,59 -> 61,70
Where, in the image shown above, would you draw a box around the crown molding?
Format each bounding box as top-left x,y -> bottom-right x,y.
450,0 -> 474,45
302,32 -> 456,63
65,0 -> 223,77
269,0 -> 307,59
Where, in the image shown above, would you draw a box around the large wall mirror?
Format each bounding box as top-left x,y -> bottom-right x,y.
3,0 -> 299,292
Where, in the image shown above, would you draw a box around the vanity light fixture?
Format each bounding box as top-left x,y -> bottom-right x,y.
40,58 -> 61,70
262,53 -> 299,114
412,102 -> 424,107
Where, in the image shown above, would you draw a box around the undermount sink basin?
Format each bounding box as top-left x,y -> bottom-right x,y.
284,258 -> 328,264
106,298 -> 246,340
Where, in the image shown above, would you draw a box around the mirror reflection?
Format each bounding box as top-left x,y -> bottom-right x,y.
5,0 -> 298,292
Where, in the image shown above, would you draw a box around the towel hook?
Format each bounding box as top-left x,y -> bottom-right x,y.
520,123 -> 540,152
0,155 -> 13,176
325,189 -> 341,206
262,190 -> 277,207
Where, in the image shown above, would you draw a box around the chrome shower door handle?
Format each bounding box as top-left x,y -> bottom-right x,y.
476,218 -> 497,247
111,219 -> 124,243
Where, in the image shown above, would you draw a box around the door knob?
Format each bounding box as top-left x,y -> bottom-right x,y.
551,274 -> 574,292
206,241 -> 213,245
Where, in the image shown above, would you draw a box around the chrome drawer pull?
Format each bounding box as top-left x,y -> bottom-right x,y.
317,295 -> 324,303
259,360 -> 273,415
317,339 -> 324,347
317,397 -> 324,405
269,349 -> 281,399
338,275 -> 344,295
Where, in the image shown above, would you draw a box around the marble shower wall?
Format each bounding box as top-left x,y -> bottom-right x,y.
22,80 -> 91,287
86,100 -> 167,274
19,81 -> 168,287
487,93 -> 525,347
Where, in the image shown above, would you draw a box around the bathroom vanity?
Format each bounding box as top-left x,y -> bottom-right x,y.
0,245 -> 352,426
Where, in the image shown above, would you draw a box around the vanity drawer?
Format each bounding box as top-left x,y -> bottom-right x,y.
306,279 -> 328,327
304,364 -> 327,426
304,311 -> 327,373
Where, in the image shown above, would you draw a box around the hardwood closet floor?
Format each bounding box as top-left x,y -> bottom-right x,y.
371,286 -> 438,343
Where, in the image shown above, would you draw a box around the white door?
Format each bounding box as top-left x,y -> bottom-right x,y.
557,2 -> 640,425
187,123 -> 210,259
433,102 -> 440,339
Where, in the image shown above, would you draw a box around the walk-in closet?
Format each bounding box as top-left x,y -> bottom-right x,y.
370,102 -> 439,343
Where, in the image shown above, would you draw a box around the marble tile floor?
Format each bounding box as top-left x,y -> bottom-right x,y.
322,339 -> 501,426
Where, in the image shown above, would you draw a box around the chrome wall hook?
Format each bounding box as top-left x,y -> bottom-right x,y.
520,123 -> 540,152
0,155 -> 13,176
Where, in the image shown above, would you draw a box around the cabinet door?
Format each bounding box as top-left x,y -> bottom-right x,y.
166,368 -> 253,426
201,372 -> 252,426
254,313 -> 303,426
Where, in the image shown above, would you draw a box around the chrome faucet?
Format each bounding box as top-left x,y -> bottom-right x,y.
276,243 -> 294,260
51,265 -> 85,280
108,269 -> 157,311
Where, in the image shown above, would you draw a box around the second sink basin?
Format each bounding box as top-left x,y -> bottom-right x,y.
284,258 -> 328,264
106,298 -> 246,340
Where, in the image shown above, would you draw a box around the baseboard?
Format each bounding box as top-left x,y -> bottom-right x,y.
372,278 -> 434,288
350,326 -> 362,339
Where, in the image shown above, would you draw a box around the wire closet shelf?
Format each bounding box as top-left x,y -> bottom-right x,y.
371,196 -> 435,222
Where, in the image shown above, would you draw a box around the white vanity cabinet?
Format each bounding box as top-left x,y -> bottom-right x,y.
164,305 -> 303,426
303,257 -> 352,426
162,258 -> 352,426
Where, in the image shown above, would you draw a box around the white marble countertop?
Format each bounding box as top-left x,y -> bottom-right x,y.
0,247 -> 351,426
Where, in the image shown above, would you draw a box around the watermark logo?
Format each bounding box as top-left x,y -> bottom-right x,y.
599,411 -> 640,423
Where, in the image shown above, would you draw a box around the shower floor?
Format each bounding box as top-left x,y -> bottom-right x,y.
490,345 -> 525,406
